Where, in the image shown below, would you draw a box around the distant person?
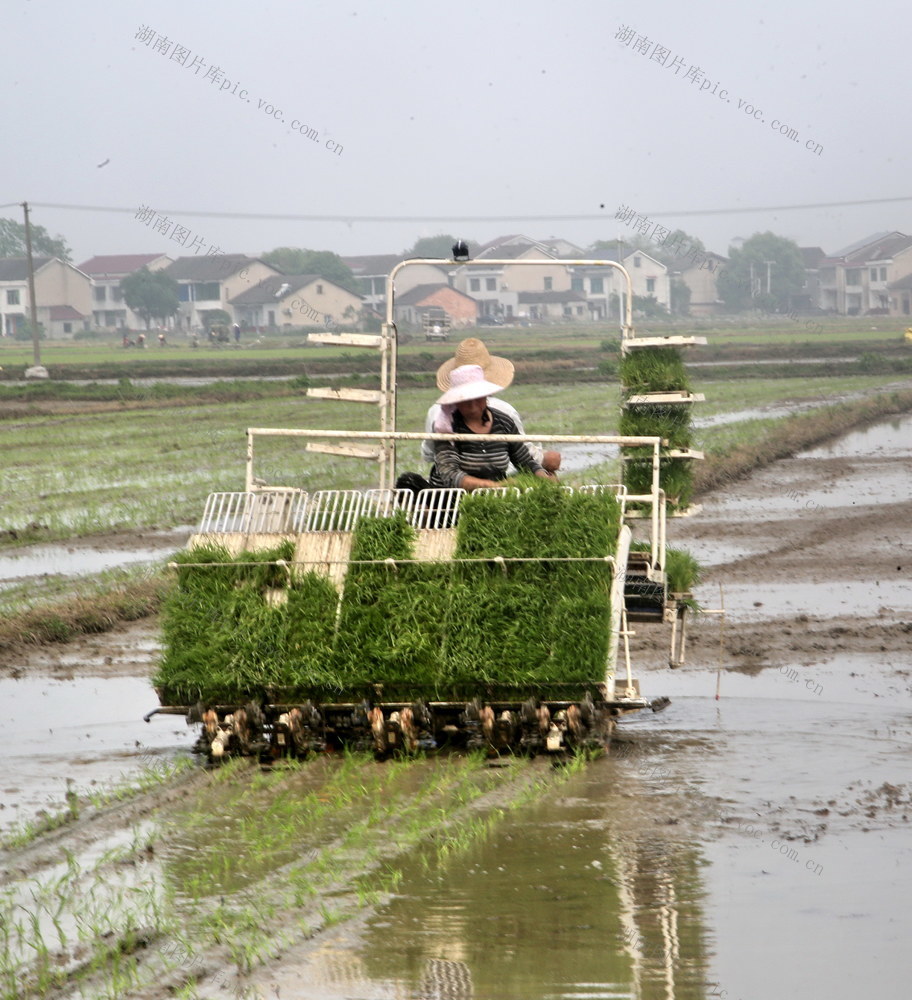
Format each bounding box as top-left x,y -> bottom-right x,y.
158,332 -> 166,347
137,333 -> 145,349
421,338 -> 561,473
233,323 -> 241,344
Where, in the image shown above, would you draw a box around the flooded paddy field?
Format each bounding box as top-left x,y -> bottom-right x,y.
0,413 -> 910,999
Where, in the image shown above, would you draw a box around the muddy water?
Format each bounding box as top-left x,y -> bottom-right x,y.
2,413 -> 910,999
237,413 -> 912,1000
246,656 -> 909,1000
0,543 -> 169,589
0,529 -> 190,593
0,673 -> 186,835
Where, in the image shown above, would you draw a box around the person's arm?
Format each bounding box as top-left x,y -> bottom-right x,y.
420,405 -> 439,465
488,398 -> 545,465
506,438 -> 557,480
432,441 -> 503,491
490,412 -> 554,480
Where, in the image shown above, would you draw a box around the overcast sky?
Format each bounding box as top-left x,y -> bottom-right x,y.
3,0 -> 911,265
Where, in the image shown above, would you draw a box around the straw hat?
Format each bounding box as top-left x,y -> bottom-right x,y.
435,338 -> 514,391
436,364 -> 506,407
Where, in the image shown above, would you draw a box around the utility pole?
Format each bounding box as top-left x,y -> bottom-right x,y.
21,201 -> 41,367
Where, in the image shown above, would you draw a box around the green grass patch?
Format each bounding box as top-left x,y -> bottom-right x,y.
0,572 -> 168,650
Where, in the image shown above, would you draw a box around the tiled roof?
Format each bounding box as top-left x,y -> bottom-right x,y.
800,247 -> 826,268
164,254 -> 260,280
47,305 -> 86,320
395,283 -> 473,306
477,241 -> 555,261
824,231 -> 900,262
341,254 -> 404,275
475,234 -> 525,254
887,273 -> 912,291
0,257 -> 53,280
861,234 -> 912,262
229,274 -> 327,306
76,254 -> 169,276
540,240 -> 587,259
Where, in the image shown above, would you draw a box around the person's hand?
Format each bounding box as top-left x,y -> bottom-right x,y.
543,450 -> 561,472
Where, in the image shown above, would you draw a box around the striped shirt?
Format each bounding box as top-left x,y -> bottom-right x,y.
429,408 -> 543,488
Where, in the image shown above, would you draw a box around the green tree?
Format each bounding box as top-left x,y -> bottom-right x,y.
716,232 -> 805,311
0,216 -> 71,261
14,319 -> 45,341
670,277 -> 692,316
120,267 -> 180,329
632,294 -> 668,318
262,247 -> 358,292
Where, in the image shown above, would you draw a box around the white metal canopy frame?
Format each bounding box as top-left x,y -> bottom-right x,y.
377,254 -> 636,485
243,430 -> 665,575
247,250 -> 670,558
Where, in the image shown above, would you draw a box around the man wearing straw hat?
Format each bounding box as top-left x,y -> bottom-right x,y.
421,338 -> 561,473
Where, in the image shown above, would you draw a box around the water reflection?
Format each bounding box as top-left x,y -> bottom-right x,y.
351,760 -> 711,1000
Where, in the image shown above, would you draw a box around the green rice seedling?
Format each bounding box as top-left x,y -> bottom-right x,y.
154,543 -> 340,703
663,547 -> 702,595
332,511 -> 451,695
619,347 -> 691,393
155,482 -> 624,706
619,404 -> 693,449
446,482 -> 619,692
619,344 -> 697,508
623,455 -> 695,511
629,540 -> 701,596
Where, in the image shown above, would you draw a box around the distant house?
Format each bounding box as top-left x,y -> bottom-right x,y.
77,254 -> 172,329
816,232 -> 912,315
393,283 -> 477,328
341,254 -> 449,314
164,254 -> 280,331
453,238 -> 571,320
571,244 -> 670,318
795,247 -> 826,313
230,274 -> 362,329
0,257 -> 92,338
887,273 -> 912,317
670,251 -> 729,317
518,289 -> 588,321
45,305 -> 90,338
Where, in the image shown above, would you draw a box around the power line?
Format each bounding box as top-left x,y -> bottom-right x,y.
17,194 -> 912,225
637,195 -> 912,218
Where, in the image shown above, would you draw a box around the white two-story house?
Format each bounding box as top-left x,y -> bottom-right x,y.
77,254 -> 173,329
